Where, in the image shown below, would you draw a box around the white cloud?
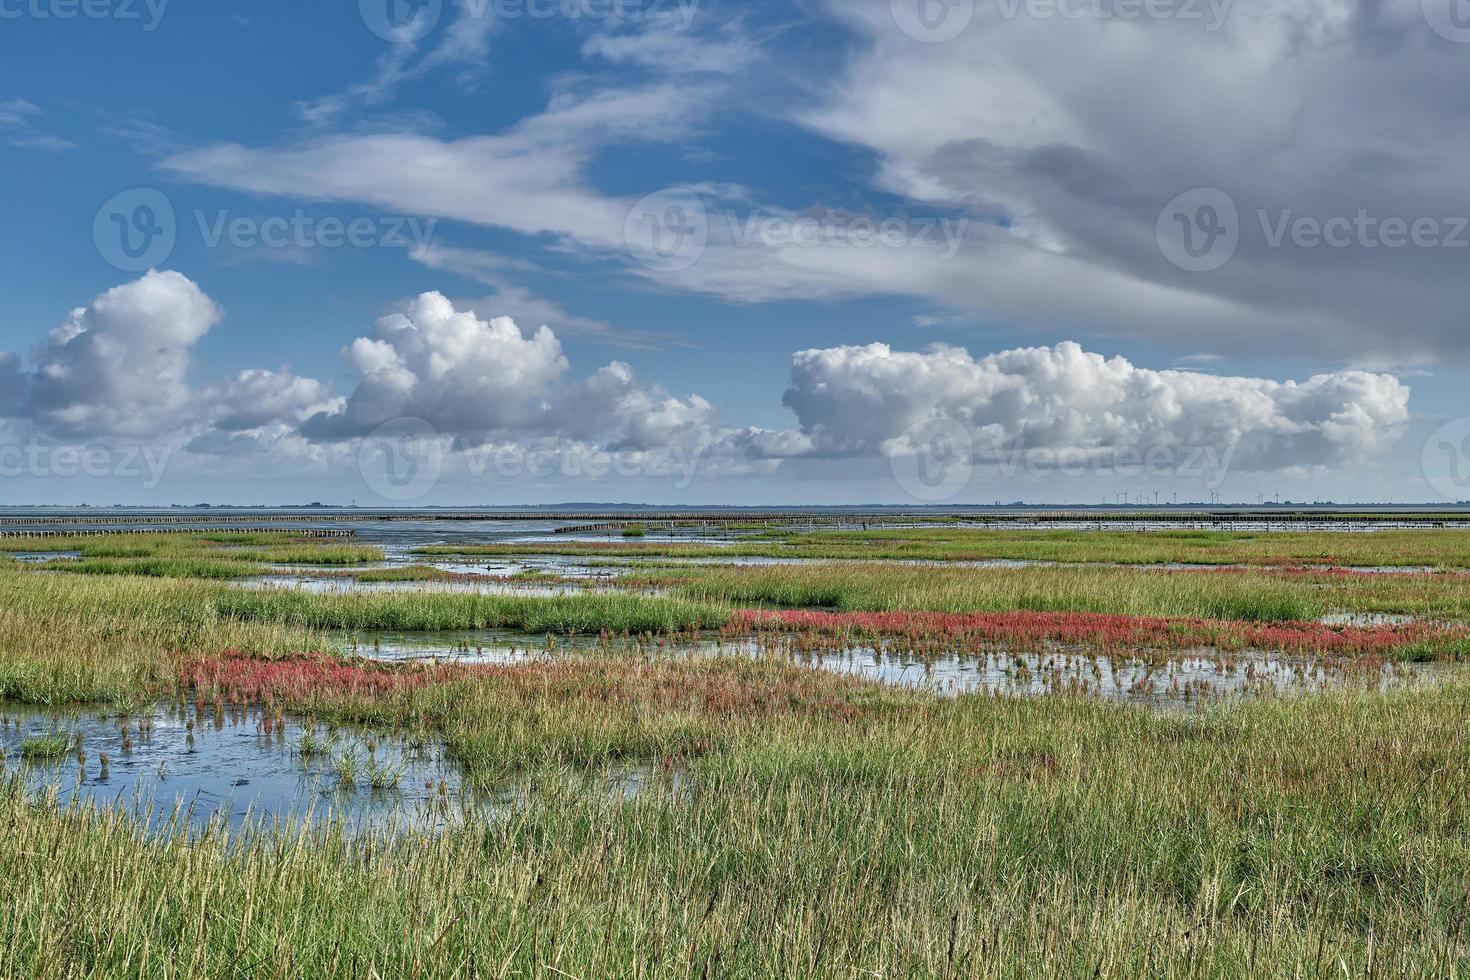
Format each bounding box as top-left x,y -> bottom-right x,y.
0,99 -> 40,128
202,369 -> 338,432
14,270 -> 222,438
0,272 -> 334,465
302,292 -> 570,440
582,18 -> 762,74
8,135 -> 79,152
782,340 -> 1410,470
0,98 -> 76,153
163,82 -> 712,254
295,0 -> 499,126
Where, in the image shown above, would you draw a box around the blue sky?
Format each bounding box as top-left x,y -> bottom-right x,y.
1,0 -> 1468,505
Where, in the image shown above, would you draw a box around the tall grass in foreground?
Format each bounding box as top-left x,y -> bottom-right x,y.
0,680 -> 1465,977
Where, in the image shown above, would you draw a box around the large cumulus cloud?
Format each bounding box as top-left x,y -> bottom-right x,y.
18,270 -> 221,438
301,292 -> 570,440
783,341 -> 1409,470
0,271 -> 332,449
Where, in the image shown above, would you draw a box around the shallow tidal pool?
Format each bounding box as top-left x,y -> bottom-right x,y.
0,701 -> 681,834
336,628 -> 1446,708
0,703 -> 475,833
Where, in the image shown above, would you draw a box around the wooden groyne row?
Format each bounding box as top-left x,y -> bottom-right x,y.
0,528 -> 356,539
551,517 -> 904,534
0,515 -> 379,527
551,511 -> 1470,533
0,509 -> 1465,531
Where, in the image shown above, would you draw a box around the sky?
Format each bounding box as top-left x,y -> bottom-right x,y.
2,0 -> 1469,506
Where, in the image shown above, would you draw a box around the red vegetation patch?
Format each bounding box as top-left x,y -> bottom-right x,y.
731,609 -> 1470,656
178,651 -> 467,702
177,650 -> 877,720
1166,564 -> 1466,579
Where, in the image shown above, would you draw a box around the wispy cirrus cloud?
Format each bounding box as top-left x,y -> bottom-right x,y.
0,99 -> 76,152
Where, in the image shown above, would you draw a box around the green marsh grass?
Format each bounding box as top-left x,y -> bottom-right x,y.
55,558 -> 266,579
1,541 -> 1468,976
0,532 -> 384,569
17,734 -> 71,759
417,526 -> 1470,568
0,678 -> 1466,976
238,545 -> 384,565
1,556 -> 1467,714
634,561 -> 1470,621
0,568 -> 320,703
212,588 -> 729,634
